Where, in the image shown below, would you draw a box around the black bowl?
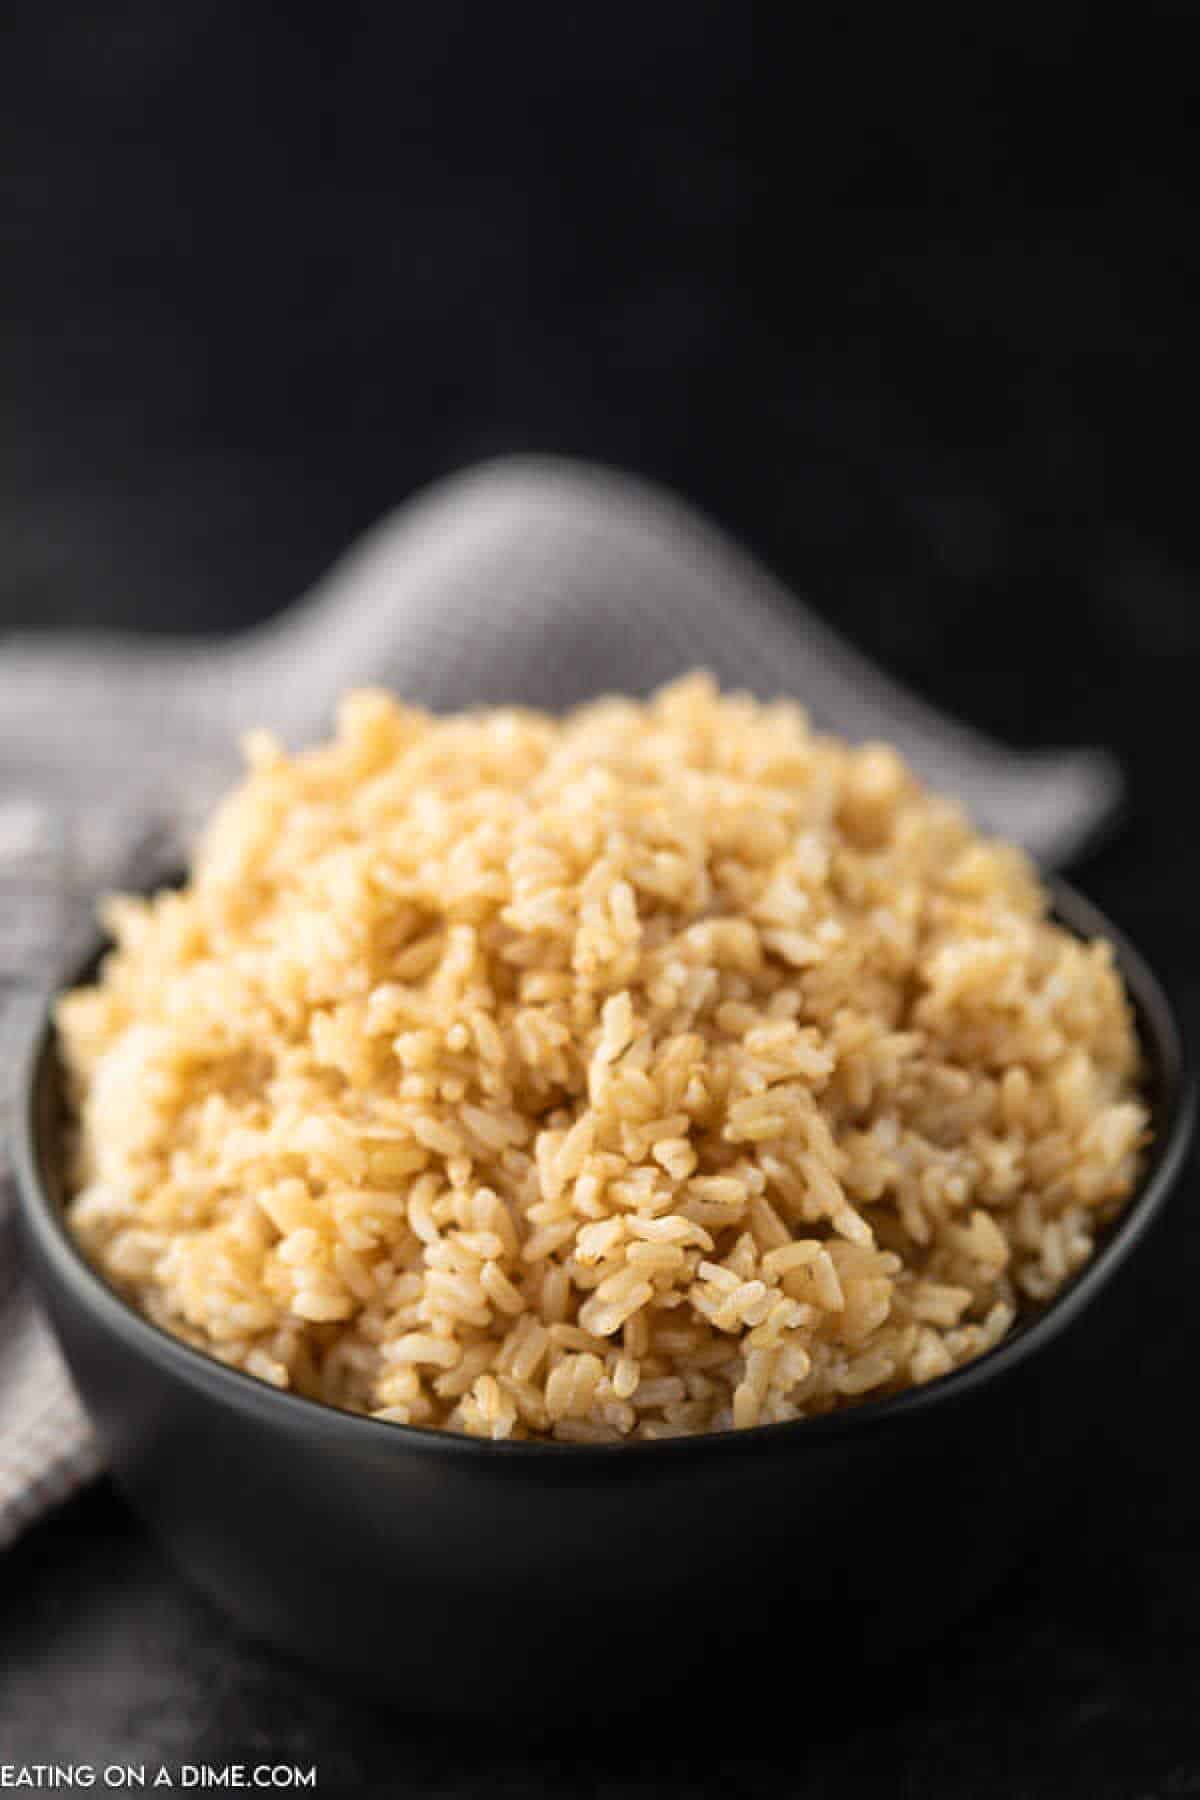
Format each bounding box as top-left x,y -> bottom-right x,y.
13,880 -> 1193,1718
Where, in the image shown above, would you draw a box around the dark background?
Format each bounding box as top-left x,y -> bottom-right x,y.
3,5 -> 1200,1794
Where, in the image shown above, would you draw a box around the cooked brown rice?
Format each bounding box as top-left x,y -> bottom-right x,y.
58,676 -> 1149,1441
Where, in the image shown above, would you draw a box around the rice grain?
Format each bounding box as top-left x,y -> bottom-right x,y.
59,676 -> 1149,1440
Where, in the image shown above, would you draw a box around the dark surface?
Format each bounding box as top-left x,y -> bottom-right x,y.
3,4 -> 1200,1793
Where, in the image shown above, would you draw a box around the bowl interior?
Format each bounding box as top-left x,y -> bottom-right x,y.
16,875 -> 1195,1456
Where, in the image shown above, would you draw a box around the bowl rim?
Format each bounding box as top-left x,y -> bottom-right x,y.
13,874 -> 1195,1466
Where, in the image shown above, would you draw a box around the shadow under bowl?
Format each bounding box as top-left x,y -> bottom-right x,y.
12,879 -> 1194,1719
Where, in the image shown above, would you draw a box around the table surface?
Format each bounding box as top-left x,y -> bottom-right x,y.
3,6 -> 1200,1792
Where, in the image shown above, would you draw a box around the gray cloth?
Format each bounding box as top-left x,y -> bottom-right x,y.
0,454 -> 1122,1546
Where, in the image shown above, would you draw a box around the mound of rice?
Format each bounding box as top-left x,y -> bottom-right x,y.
58,676 -> 1148,1441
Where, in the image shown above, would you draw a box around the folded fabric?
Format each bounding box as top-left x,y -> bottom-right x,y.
0,454 -> 1122,1548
